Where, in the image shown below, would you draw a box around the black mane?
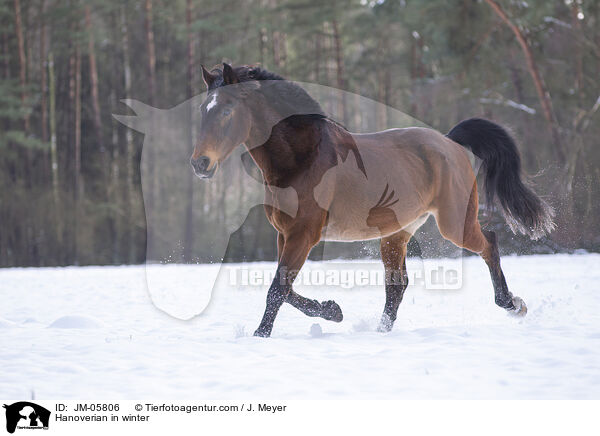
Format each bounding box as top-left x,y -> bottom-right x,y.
235,66 -> 285,82
208,65 -> 327,121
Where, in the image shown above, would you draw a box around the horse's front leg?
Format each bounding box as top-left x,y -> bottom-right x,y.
254,227 -> 341,337
285,290 -> 343,322
276,233 -> 343,322
253,231 -> 313,337
252,267 -> 292,338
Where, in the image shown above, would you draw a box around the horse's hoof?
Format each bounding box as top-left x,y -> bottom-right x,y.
509,296 -> 527,317
253,327 -> 272,337
377,314 -> 393,332
321,300 -> 343,322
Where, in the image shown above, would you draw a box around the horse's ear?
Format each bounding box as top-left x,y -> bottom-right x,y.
201,65 -> 218,89
222,63 -> 239,85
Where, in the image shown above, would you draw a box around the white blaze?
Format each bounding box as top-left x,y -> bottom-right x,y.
206,93 -> 218,112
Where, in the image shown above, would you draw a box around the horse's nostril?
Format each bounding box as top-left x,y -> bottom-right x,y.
200,156 -> 210,170
191,155 -> 211,172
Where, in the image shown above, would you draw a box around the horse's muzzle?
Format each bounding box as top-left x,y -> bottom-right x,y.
190,156 -> 217,179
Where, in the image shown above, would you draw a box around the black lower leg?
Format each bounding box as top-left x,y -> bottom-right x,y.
286,290 -> 343,322
383,285 -> 404,320
488,266 -> 515,309
254,271 -> 289,337
379,266 -> 408,331
483,230 -> 515,310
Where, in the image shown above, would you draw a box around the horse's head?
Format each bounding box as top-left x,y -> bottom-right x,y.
191,63 -> 259,179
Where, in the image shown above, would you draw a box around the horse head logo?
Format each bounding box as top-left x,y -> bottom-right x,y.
3,402 -> 50,434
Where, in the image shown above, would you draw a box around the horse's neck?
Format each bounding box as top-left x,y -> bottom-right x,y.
246,117 -> 322,186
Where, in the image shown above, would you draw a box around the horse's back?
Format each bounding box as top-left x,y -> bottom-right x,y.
350,126 -> 475,188
352,127 -> 469,162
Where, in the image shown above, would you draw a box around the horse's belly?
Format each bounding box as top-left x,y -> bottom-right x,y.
321,209 -> 428,242
320,222 -> 383,241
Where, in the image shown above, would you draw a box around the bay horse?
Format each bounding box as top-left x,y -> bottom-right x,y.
191,63 -> 554,337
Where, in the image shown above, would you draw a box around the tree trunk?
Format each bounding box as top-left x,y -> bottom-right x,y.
2,32 -> 9,79
507,48 -> 536,168
14,0 -> 28,132
280,32 -> 287,74
48,52 -> 61,246
332,19 -> 344,89
39,0 -> 49,186
376,69 -> 387,131
570,3 -> 584,101
145,0 -> 157,106
121,6 -> 136,263
144,0 -> 157,252
376,37 -> 389,131
183,0 -> 195,262
314,32 -> 321,83
258,28 -> 267,65
331,18 -> 348,123
484,0 -> 564,161
109,87 -> 122,263
74,45 -> 82,264
272,30 -> 281,68
85,6 -> 103,147
272,30 -> 287,74
39,0 -> 48,143
186,0 -> 194,99
74,47 -> 82,196
409,34 -> 418,117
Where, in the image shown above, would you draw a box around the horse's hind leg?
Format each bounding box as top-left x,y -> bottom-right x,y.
378,231 -> 411,332
435,187 -> 527,316
479,230 -> 527,315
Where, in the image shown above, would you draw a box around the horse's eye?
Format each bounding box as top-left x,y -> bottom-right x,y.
223,108 -> 232,116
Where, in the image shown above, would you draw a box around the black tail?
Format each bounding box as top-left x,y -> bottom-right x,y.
447,118 -> 554,240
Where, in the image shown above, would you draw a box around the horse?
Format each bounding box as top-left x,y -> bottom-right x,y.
191,63 -> 554,337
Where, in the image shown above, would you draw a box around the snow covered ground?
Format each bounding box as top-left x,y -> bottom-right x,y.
1,254 -> 599,399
